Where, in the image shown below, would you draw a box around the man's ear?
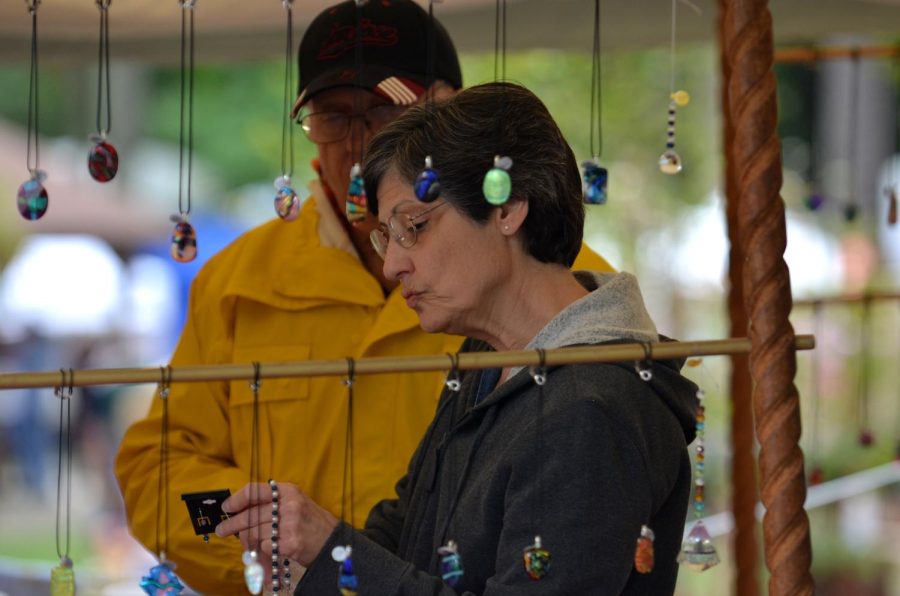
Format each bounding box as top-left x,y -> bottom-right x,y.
495,198 -> 529,235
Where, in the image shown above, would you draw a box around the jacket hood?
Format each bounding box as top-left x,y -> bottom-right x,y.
510,270 -> 698,442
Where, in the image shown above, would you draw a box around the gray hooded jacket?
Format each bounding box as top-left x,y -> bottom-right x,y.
297,272 -> 699,595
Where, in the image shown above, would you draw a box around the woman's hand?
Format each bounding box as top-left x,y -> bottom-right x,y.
215,482 -> 340,567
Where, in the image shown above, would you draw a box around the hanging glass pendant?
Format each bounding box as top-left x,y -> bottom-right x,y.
483,155 -> 513,205
332,545 -> 358,596
885,187 -> 897,226
522,535 -> 550,580
677,520 -> 720,572
808,466 -> 824,486
804,192 -> 825,211
633,525 -> 655,574
858,429 -> 874,447
273,175 -> 300,221
582,159 -> 608,205
242,550 -> 264,595
88,136 -> 119,182
17,170 -> 49,221
346,163 -> 367,224
437,540 -> 464,586
843,203 -> 858,222
415,156 -> 441,203
170,215 -> 198,263
140,561 -> 185,595
50,556 -> 75,596
659,99 -> 682,175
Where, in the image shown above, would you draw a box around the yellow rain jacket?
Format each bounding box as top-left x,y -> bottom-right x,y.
115,181 -> 613,594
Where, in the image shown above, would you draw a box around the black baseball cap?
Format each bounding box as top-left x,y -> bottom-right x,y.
291,0 -> 463,118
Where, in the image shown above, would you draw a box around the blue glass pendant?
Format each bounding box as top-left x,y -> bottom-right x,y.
50,557 -> 75,596
346,163 -> 367,224
415,156 -> 441,202
170,216 -> 198,263
804,192 -> 824,211
483,155 -> 513,205
523,536 -> 550,580
582,160 -> 608,205
332,545 -> 358,596
437,540 -> 464,586
273,175 -> 300,221
140,561 -> 185,595
17,170 -> 49,221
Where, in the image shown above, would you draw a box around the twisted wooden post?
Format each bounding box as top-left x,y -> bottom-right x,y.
723,0 -> 814,594
719,1 -> 760,594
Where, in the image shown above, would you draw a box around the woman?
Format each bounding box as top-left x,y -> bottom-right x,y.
216,82 -> 699,595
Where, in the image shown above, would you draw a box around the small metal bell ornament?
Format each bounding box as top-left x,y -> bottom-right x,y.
415,156 -> 441,202
17,169 -> 49,221
273,175 -> 300,221
522,535 -> 551,580
582,159 -> 608,205
170,215 -> 198,263
50,556 -> 75,596
437,540 -> 464,587
483,155 -> 513,205
242,550 -> 264,595
633,525 -> 655,574
88,135 -> 119,182
346,163 -> 367,224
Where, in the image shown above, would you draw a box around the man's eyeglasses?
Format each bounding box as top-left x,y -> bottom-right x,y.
370,201 -> 448,260
298,104 -> 409,144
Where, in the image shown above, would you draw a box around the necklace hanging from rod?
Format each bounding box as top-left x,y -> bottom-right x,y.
345,1 -> 368,225
582,0 -> 608,205
170,0 -> 199,263
51,372 -> 75,596
139,367 -> 185,595
843,52 -> 861,222
481,0 -> 513,207
88,0 -> 119,183
274,0 -> 300,221
414,1 -> 442,204
17,0 -> 49,221
658,0 -> 690,175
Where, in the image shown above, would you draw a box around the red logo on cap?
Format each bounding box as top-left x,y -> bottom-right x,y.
317,19 -> 399,61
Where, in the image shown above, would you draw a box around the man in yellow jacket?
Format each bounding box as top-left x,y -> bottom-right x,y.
115,1 -> 614,593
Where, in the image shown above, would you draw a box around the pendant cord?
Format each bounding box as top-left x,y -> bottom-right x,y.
342,359 -> 355,531
55,369 -> 73,561
493,0 -> 507,81
250,363 -> 262,553
808,303 -> 822,464
154,366 -> 172,559
808,60 -> 820,192
858,297 -> 871,434
178,2 -> 196,216
26,2 -> 40,174
534,350 -> 546,536
669,0 -> 677,94
280,0 -> 294,178
848,51 -> 860,211
95,0 -> 112,138
589,0 -> 602,160
351,1 -> 364,171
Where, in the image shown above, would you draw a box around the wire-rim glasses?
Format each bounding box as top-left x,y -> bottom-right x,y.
298,104 -> 409,144
370,201 -> 448,260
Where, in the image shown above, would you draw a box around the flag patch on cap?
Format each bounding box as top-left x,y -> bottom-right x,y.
375,76 -> 424,105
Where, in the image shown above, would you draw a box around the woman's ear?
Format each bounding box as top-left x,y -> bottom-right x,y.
496,198 -> 529,235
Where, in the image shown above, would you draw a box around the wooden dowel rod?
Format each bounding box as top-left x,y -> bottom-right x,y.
775,45 -> 900,64
793,292 -> 900,308
0,335 -> 815,391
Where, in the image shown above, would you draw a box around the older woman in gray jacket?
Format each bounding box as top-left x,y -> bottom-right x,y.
217,82 -> 699,595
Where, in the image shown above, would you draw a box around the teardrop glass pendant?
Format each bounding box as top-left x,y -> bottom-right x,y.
677,520 -> 720,572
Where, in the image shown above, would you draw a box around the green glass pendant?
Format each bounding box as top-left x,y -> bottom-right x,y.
50,557 -> 75,596
483,155 -> 513,205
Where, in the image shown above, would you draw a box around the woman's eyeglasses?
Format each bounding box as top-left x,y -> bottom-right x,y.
298,105 -> 409,144
370,201 -> 448,260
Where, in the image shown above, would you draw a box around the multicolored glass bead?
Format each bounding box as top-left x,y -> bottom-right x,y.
437,540 -> 464,587
522,535 -> 550,581
17,173 -> 49,221
332,546 -> 358,596
88,140 -> 119,182
634,525 -> 655,574
50,557 -> 75,596
274,185 -> 300,221
140,561 -> 185,595
677,520 -> 720,572
415,156 -> 441,203
346,163 -> 367,224
170,218 -> 197,263
242,550 -> 264,595
582,160 -> 608,205
483,155 -> 513,206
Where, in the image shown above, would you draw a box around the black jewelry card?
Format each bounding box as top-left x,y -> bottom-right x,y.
181,489 -> 231,538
